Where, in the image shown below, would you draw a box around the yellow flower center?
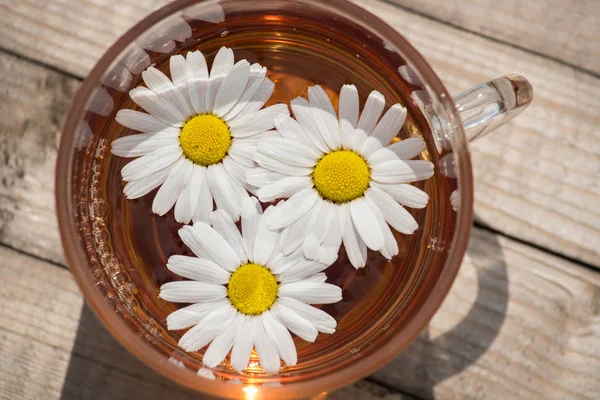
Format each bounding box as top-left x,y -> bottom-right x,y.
313,150 -> 370,203
179,114 -> 231,166
227,263 -> 279,316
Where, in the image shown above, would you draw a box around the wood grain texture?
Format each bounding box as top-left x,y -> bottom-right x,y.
0,246 -> 415,400
1,0 -> 598,267
385,0 -> 600,75
0,0 -> 165,78
0,52 -> 78,264
1,226 -> 599,399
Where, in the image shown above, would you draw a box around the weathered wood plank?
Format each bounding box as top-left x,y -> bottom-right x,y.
1,0 -> 598,267
2,224 -> 599,400
0,246 -> 414,400
386,0 -> 600,75
373,228 -> 600,399
0,0 -> 165,78
0,52 -> 77,264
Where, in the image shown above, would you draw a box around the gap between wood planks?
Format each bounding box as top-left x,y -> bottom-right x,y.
377,0 -> 600,79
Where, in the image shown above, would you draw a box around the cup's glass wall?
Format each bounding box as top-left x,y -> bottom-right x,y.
57,1 -> 472,398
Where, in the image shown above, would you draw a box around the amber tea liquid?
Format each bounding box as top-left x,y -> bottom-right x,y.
76,3 -> 456,381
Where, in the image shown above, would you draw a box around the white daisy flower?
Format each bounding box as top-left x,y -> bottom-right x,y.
248,85 -> 434,269
111,47 -> 288,223
159,198 -> 342,374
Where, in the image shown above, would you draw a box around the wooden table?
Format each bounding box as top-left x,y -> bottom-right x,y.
1,0 -> 599,399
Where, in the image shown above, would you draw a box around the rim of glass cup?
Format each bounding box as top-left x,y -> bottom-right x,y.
55,0 -> 474,398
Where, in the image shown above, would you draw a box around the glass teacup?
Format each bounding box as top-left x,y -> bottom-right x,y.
56,0 -> 532,398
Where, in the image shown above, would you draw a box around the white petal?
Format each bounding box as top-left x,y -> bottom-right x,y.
229,104 -> 289,138
190,222 -> 241,271
450,189 -> 460,211
271,302 -> 318,342
277,297 -> 336,334
290,97 -> 329,153
230,316 -> 255,372
274,114 -> 314,148
372,182 -> 429,209
246,167 -> 286,187
174,165 -> 203,224
339,204 -> 367,269
319,209 -> 342,266
230,78 -> 275,120
278,259 -> 327,283
265,188 -> 319,230
203,313 -> 244,367
186,51 -> 209,114
281,199 -> 323,255
258,137 -> 320,168
253,206 -> 279,265
159,281 -> 227,303
123,166 -> 170,199
254,152 -> 312,177
254,319 -> 281,373
186,50 -> 208,79
178,304 -> 236,352
222,156 -> 249,187
213,60 -> 250,117
142,66 -> 193,118
205,48 -> 235,112
228,139 -> 256,168
367,137 -> 426,165
308,85 -> 341,149
241,197 -> 262,262
115,109 -> 169,132
121,145 -> 182,181
269,250 -> 302,276
361,104 -> 407,157
178,225 -> 209,259
206,164 -> 244,222
210,209 -> 247,263
303,273 -> 328,284
169,54 -> 194,111
222,69 -> 267,121
166,299 -> 229,330
257,176 -> 313,203
338,84 -> 359,149
365,187 -> 418,234
130,86 -> 184,126
278,281 -> 342,304
371,160 -> 435,184
357,90 -> 385,134
233,130 -> 280,147
364,195 -> 398,259
262,311 -> 297,366
350,197 -> 385,251
192,166 -> 213,224
205,77 -> 223,113
153,158 -> 193,216
111,131 -> 179,158
167,255 -> 230,284
209,47 -> 234,78
352,90 -> 385,151
303,200 -> 334,261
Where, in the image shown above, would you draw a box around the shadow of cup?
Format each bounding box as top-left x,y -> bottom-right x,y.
371,220 -> 509,398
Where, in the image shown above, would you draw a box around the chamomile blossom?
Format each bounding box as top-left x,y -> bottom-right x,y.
159,198 -> 342,373
111,47 -> 288,223
248,85 -> 434,269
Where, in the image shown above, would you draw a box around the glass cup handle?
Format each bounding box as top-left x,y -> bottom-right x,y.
453,74 -> 533,142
